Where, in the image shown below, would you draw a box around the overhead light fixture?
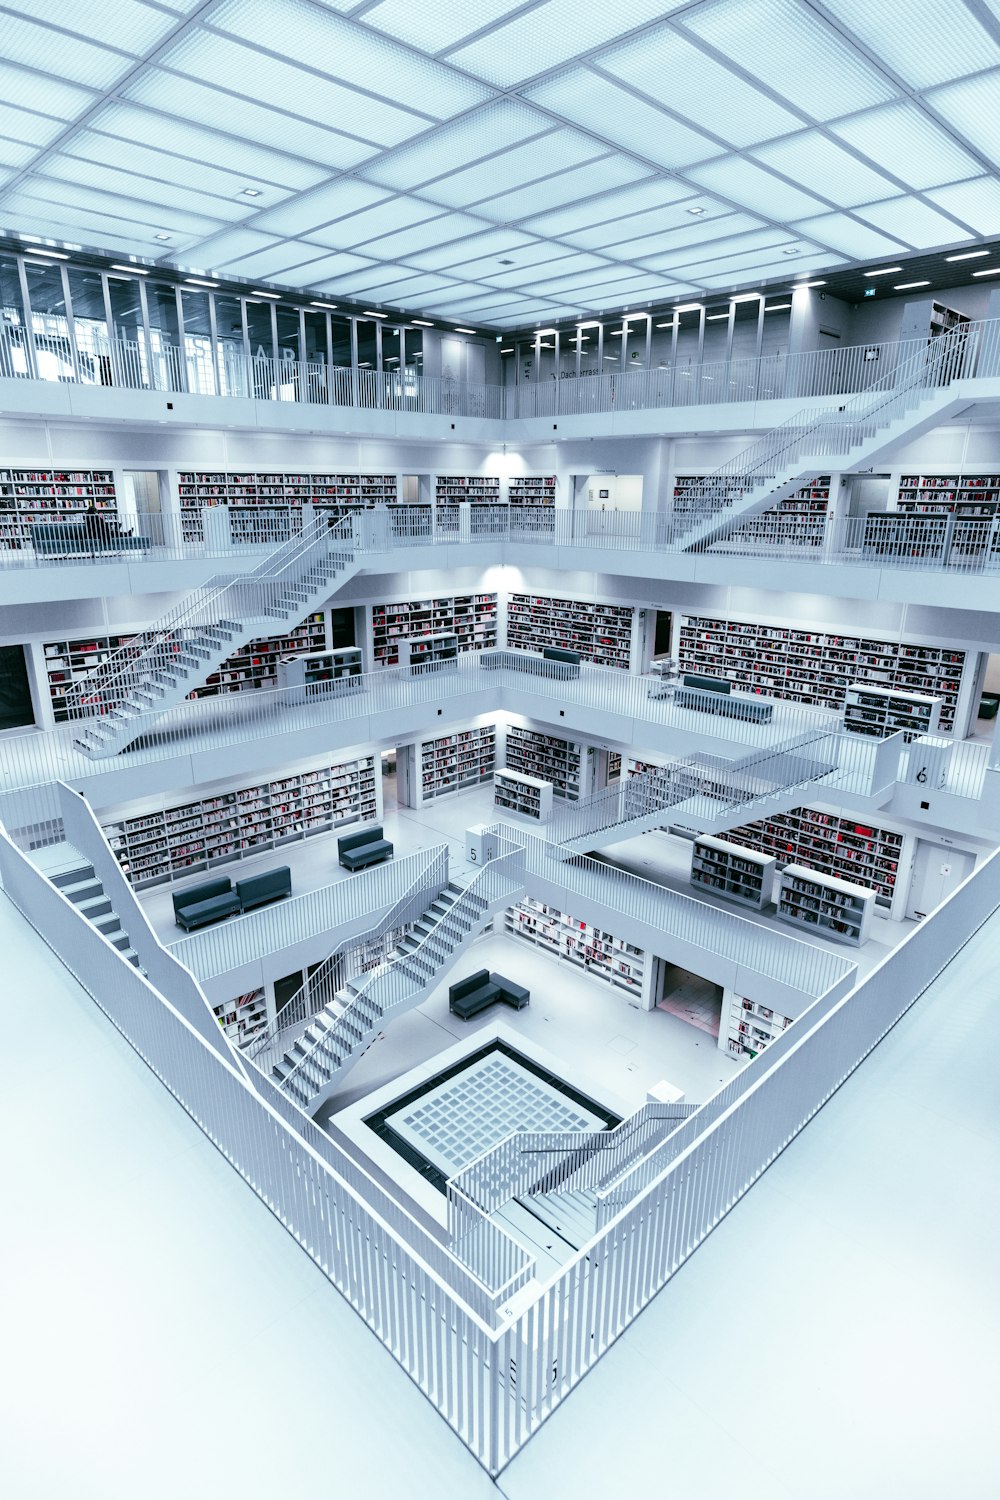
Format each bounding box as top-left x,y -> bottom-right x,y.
534,328 -> 557,336
654,321 -> 675,328
603,354 -> 619,360
674,302 -> 704,312
241,188 -> 262,198
412,319 -> 434,326
946,249 -> 988,262
795,280 -> 827,288
577,320 -> 600,328
310,301 -> 337,309
706,312 -> 729,320
155,233 -> 171,241
894,280 -> 930,290
110,263 -> 148,275
363,310 -> 388,318
687,206 -> 706,216
863,266 -> 902,277
782,249 -> 800,256
765,302 -> 792,311
973,266 -> 1000,277
22,248 -> 68,260
609,330 -> 625,336
500,347 -> 514,353
253,290 -> 281,299
730,292 -> 761,303
185,278 -> 218,288
454,327 -> 477,334
23,257 -> 65,267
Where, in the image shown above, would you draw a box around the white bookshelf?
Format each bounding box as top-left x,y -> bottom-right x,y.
507,475 -> 556,506
102,755 -> 378,889
844,683 -> 940,741
725,994 -> 794,1060
213,988 -> 267,1047
507,592 -> 634,670
420,726 -> 496,801
494,768 -> 553,821
0,466 -> 118,549
371,593 -> 498,667
177,470 -> 398,541
505,897 -> 646,996
398,631 -> 459,674
504,725 -> 583,800
720,804 -> 904,907
276,646 -> 363,701
690,836 -> 776,910
776,864 -> 876,946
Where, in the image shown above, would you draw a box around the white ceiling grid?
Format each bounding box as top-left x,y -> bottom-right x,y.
0,0 -> 995,325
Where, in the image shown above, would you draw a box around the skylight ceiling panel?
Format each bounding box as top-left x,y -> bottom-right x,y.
560,200 -> 747,252
89,103 -> 329,191
821,0 -> 1000,88
123,71 -> 377,169
751,132 -> 899,207
8,0 -> 184,51
278,250 -> 379,283
925,178 -> 1000,236
0,206 -> 165,256
697,253 -> 846,288
790,212 -> 908,258
519,178 -> 692,239
157,30 -> 430,149
358,211 -> 492,261
330,268 -> 458,299
526,70 -> 724,170
597,28 -> 802,147
444,0 -> 686,87
251,180 -> 391,239
441,243 -> 595,280
361,102 -> 553,191
19,175 -> 229,237
189,227 -> 287,270
0,60 -> 94,122
0,139 -> 35,170
407,130 -> 603,209
830,102 -> 982,191
0,101 -> 69,149
62,130 -> 298,208
360,0 -> 528,53
393,282 -> 496,309
0,184 -> 210,246
926,72 -> 1000,168
671,244 -> 812,279
478,252 -> 616,290
40,153 -> 253,223
477,156 -> 651,223
527,263 -> 664,295
640,226 -> 801,272
323,196 -> 448,249
679,0 -> 896,118
0,12 -> 132,88
855,195 -> 973,247
595,210 -> 759,260
408,229 -> 539,271
686,157 -> 830,220
212,0 -> 491,118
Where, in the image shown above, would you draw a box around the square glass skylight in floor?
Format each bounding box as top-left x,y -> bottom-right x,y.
381,1046 -> 607,1180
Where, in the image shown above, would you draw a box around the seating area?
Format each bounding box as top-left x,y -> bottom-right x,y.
669,673 -> 775,724
32,520 -> 151,557
448,968 -> 531,1020
338,824 -> 394,871
172,865 -> 291,930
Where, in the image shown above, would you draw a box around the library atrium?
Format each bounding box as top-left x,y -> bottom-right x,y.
3,2 -> 1000,1494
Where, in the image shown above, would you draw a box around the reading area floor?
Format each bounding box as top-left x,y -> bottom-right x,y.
3,871 -> 996,1499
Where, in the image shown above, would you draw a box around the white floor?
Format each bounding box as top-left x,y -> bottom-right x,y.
3,877 -> 998,1497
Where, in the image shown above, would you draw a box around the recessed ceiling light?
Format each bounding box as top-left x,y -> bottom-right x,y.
454,327 -> 477,334
894,280 -> 930,290
765,302 -> 792,311
363,310 -> 388,318
730,292 -> 760,302
603,354 -> 619,360
795,280 -> 826,288
674,302 -> 704,312
706,312 -> 729,320
253,290 -> 281,299
782,249 -> 800,256
534,328 -> 556,336
241,188 -> 262,198
973,266 -> 1000,277
500,347 -> 514,353
412,319 -> 434,326
609,330 -> 625,336
22,248 -> 68,259
155,233 -> 170,241
309,301 -> 337,309
577,320 -> 600,328
110,263 -> 148,275
946,249 -> 988,261
863,266 -> 902,277
185,278 -> 218,288
654,321 -> 675,328
687,206 -> 706,216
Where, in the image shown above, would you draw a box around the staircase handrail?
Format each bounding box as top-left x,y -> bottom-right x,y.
273,836 -> 526,1100
245,843 -> 449,1070
64,513 -> 353,719
678,322 -> 977,519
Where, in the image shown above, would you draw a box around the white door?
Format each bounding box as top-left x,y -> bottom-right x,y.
906,841 -> 975,919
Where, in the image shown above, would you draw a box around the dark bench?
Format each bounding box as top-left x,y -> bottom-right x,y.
173,877 -> 242,931
33,521 -> 152,557
449,968 -> 530,1021
236,865 -> 291,911
480,648 -> 580,680
338,824 -> 394,871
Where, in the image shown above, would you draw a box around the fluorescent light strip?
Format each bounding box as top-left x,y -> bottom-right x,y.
21,248 -> 68,259
674,302 -> 704,312
412,319 -> 434,326
310,301 -> 338,309
706,312 -> 729,320
894,280 -> 930,289
795,280 -> 827,288
534,327 -> 557,336
765,303 -> 792,311
453,327 -> 477,334
946,250 -> 988,262
363,310 -> 388,318
110,263 -> 148,275
500,347 -> 514,353
863,266 -> 902,277
973,267 -> 1000,277
185,278 -> 218,288
253,291 -> 281,299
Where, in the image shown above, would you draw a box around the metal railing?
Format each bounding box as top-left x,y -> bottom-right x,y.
245,844 -> 449,1076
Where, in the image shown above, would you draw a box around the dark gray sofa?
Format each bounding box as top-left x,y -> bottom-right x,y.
236,865 -> 291,911
449,968 -> 530,1020
173,877 -> 241,931
338,824 -> 394,871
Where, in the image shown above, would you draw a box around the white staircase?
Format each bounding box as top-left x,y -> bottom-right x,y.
68,514 -> 359,758
265,847 -> 526,1115
548,732 -> 840,855
49,855 -> 144,968
675,327 -> 973,550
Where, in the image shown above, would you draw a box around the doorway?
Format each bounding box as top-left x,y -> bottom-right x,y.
973,651 -> 1000,744
655,961 -> 724,1038
122,469 -> 163,541
652,610 -> 673,658
381,747 -> 399,812
905,842 -> 976,920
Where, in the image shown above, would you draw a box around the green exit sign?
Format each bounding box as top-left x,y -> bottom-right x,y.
864,287 -> 877,297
